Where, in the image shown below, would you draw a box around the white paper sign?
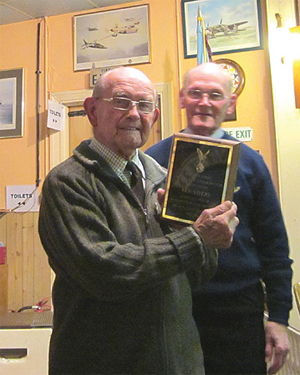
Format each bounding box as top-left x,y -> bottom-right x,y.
6,185 -> 39,212
223,127 -> 253,142
47,99 -> 65,131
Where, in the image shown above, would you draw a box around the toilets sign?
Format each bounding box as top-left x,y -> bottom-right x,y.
223,127 -> 253,142
6,185 -> 39,212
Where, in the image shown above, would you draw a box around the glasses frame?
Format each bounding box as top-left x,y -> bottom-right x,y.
186,89 -> 230,103
98,96 -> 156,114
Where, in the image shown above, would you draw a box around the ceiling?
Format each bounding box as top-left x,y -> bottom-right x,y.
0,0 -> 138,26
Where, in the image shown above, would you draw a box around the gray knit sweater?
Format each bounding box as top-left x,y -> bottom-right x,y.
39,139 -> 218,375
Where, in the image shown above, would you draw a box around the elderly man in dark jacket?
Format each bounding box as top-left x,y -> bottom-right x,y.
146,63 -> 293,375
39,67 -> 238,375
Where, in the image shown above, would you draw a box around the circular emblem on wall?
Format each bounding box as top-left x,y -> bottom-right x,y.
214,58 -> 245,97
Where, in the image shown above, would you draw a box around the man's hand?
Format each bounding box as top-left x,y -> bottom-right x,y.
193,201 -> 239,249
157,188 -> 166,207
265,321 -> 290,374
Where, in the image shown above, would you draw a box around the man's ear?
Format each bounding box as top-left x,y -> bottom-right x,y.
179,89 -> 185,109
152,107 -> 160,124
226,94 -> 237,115
84,97 -> 98,127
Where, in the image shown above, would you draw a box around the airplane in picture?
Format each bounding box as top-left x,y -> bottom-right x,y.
124,18 -> 141,25
206,20 -> 248,38
108,23 -> 139,37
88,27 -> 98,31
81,39 -> 107,49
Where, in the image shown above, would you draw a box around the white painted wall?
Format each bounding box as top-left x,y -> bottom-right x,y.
266,0 -> 300,330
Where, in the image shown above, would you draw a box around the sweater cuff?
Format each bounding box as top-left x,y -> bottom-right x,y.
165,226 -> 208,271
268,310 -> 290,326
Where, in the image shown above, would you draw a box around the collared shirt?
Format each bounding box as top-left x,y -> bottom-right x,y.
89,137 -> 145,188
182,127 -> 224,139
211,128 -> 224,139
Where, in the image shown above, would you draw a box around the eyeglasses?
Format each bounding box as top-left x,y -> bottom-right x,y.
99,97 -> 155,114
187,89 -> 229,102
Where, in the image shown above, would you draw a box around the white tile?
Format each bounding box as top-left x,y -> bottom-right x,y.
0,0 -> 137,26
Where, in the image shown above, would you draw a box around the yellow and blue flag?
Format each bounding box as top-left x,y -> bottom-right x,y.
197,6 -> 212,65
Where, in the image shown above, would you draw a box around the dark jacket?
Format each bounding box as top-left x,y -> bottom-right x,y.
39,139 -> 218,375
146,131 -> 293,325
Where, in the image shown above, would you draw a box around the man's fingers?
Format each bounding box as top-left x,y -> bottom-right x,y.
193,201 -> 239,249
267,350 -> 288,375
201,201 -> 236,220
157,188 -> 165,207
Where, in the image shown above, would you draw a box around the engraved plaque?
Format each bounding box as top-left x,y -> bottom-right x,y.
162,133 -> 241,224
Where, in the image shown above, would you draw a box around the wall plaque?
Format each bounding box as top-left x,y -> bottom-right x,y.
162,133 -> 241,224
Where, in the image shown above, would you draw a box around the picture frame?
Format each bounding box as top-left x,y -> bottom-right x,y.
0,68 -> 24,139
182,0 -> 263,58
74,4 -> 150,71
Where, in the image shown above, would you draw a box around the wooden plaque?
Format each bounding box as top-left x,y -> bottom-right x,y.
162,133 -> 241,224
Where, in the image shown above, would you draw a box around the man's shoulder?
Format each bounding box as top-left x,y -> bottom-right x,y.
139,151 -> 167,172
145,136 -> 173,168
221,132 -> 263,161
45,139 -> 108,184
146,136 -> 173,153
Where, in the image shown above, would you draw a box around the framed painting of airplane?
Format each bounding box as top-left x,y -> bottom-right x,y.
182,0 -> 263,57
73,4 -> 150,71
0,68 -> 24,139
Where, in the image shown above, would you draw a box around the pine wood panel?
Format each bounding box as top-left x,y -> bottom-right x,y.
0,265 -> 8,314
0,212 -> 51,313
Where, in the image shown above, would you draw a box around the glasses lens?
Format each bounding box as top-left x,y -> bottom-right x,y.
187,89 -> 226,102
209,92 -> 225,101
112,97 -> 131,110
188,89 -> 202,99
138,100 -> 154,113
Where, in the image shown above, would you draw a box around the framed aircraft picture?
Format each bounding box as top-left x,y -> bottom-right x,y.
74,4 -> 150,71
182,0 -> 263,57
0,68 -> 24,139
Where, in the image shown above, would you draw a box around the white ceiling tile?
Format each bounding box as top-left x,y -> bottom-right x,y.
4,0 -> 94,18
91,0 -> 138,7
0,0 -> 137,26
0,4 -> 32,24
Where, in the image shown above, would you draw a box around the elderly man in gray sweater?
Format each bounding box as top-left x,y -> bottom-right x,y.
39,66 -> 238,375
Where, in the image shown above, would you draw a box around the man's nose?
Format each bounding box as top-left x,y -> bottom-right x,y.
128,102 -> 140,116
198,93 -> 211,105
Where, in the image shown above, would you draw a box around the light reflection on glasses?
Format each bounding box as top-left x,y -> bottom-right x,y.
187,89 -> 229,102
98,97 -> 155,113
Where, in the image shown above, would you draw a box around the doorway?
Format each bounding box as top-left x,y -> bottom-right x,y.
50,83 -> 172,166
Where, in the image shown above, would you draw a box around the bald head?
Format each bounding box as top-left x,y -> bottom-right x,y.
93,67 -> 158,103
182,63 -> 233,96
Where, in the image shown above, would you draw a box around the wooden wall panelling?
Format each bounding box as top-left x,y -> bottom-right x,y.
0,215 -> 7,243
7,213 -> 23,311
33,213 -> 52,305
23,213 -> 34,306
0,213 -> 51,313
